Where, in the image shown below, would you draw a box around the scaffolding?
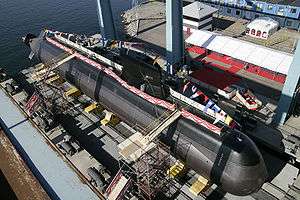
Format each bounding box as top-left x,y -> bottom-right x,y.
118,141 -> 173,200
135,143 -> 172,199
114,109 -> 183,199
28,52 -> 76,115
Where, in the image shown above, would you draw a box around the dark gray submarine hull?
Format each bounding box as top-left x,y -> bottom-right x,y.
28,35 -> 267,196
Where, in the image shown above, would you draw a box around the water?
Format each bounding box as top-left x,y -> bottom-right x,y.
0,0 -> 132,74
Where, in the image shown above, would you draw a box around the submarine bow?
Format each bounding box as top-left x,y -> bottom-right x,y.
26,31 -> 267,196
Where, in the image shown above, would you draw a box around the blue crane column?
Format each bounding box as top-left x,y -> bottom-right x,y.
274,41 -> 300,125
166,0 -> 184,74
96,0 -> 117,40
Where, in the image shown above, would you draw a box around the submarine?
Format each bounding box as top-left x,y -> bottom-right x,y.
24,30 -> 267,196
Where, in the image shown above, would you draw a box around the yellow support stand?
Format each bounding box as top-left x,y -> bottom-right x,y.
46,75 -> 64,84
84,102 -> 103,113
64,87 -> 81,97
189,175 -> 209,196
225,115 -> 233,126
167,161 -> 185,179
152,56 -> 159,65
35,63 -> 45,72
101,111 -> 120,126
110,115 -> 120,126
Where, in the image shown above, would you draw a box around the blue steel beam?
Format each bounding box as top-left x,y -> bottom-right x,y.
166,0 -> 184,70
274,41 -> 300,125
96,0 -> 117,40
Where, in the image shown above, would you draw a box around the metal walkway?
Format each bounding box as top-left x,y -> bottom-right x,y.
142,110 -> 181,144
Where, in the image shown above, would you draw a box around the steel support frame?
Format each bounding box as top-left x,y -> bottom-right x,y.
274,41 -> 300,125
96,0 -> 117,40
166,0 -> 184,70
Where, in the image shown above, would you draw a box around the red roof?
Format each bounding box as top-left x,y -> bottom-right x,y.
191,67 -> 241,90
188,46 -> 286,84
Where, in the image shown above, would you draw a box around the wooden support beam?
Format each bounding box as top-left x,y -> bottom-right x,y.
64,87 -> 81,97
189,175 -> 209,196
167,161 -> 185,178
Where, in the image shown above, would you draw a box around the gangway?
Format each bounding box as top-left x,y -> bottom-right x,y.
141,109 -> 181,145
32,53 -> 75,82
42,53 -> 76,80
167,161 -> 185,178
118,109 -> 181,162
189,175 -> 209,196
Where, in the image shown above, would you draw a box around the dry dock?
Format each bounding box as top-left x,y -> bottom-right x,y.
1,1 -> 300,197
0,59 -> 299,199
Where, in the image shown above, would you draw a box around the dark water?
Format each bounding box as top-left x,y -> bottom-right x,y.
0,0 -> 132,74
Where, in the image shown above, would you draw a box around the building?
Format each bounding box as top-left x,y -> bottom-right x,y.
246,17 -> 279,39
197,0 -> 300,30
183,2 -> 218,33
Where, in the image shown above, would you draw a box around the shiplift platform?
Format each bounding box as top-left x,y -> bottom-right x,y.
0,49 -> 300,199
2,22 -> 300,200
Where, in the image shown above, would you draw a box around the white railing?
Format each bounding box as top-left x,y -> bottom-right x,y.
169,88 -> 231,125
46,29 -> 167,71
52,33 -> 124,72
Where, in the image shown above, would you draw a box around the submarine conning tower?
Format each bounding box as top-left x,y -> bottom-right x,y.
26,31 -> 268,196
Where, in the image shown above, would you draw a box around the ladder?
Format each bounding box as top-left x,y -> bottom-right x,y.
31,52 -> 76,114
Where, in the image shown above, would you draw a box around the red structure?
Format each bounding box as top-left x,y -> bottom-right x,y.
186,46 -> 286,84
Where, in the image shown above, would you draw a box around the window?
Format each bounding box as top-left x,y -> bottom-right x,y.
277,6 -> 285,15
227,8 -> 232,14
278,7 -> 284,12
267,5 -> 273,10
251,29 -> 256,35
286,20 -> 292,27
291,8 -> 297,14
256,30 -> 261,37
262,32 -> 267,38
236,10 -> 241,16
246,28 -> 250,34
256,3 -> 263,11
